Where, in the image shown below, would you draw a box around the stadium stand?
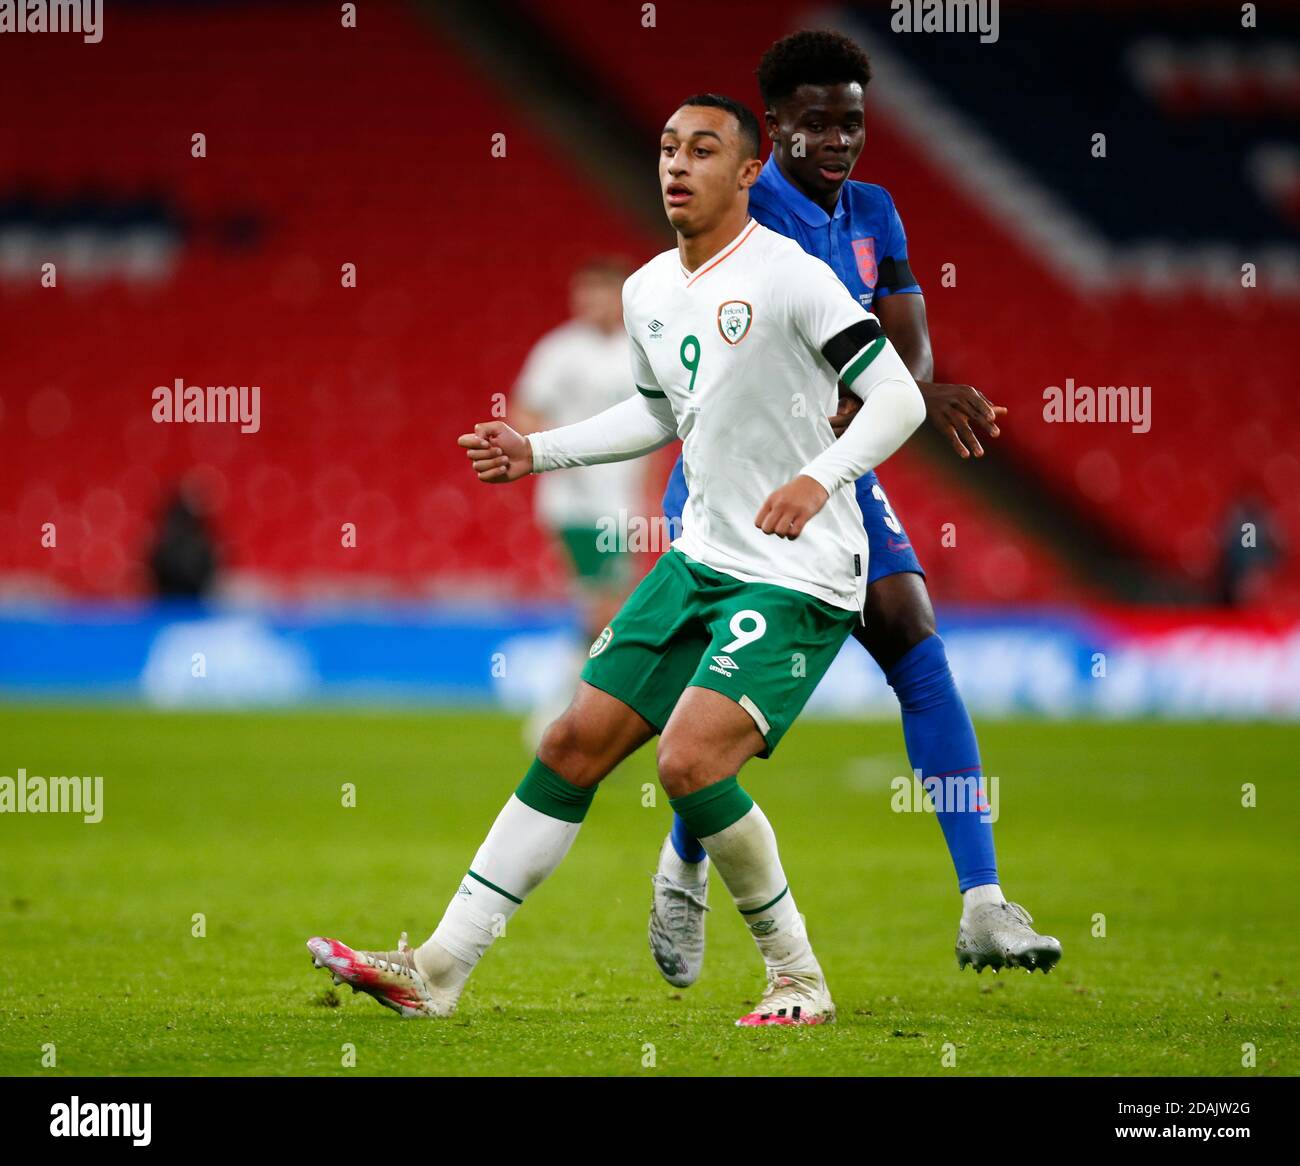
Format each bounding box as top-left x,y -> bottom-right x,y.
1,0 -> 1293,608
1,2 -> 651,598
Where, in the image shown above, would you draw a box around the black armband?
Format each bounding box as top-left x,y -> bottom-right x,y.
877,256 -> 916,293
821,318 -> 884,375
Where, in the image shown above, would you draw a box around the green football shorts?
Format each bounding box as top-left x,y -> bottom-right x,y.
580,548 -> 858,756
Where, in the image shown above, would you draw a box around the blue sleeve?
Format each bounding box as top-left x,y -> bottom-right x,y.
875,192 -> 922,298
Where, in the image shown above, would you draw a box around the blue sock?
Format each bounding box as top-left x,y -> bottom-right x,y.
886,634 -> 999,892
670,812 -> 707,863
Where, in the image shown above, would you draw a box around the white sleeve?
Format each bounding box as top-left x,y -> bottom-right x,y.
782,252 -> 875,353
627,331 -> 661,397
528,391 -> 678,472
798,338 -> 925,495
621,278 -> 664,397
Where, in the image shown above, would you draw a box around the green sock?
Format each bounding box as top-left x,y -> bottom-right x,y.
515,757 -> 596,824
669,776 -> 754,840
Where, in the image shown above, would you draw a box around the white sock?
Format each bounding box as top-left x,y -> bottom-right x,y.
659,835 -> 709,887
962,883 -> 1006,914
416,795 -> 581,982
699,803 -> 817,976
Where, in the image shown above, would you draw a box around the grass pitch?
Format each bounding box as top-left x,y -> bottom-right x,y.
1,705 -> 1296,1076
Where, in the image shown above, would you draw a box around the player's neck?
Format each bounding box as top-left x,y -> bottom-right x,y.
775,154 -> 839,216
677,209 -> 752,273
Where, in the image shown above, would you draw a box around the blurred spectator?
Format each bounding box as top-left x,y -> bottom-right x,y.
148,486 -> 219,598
1219,493 -> 1281,607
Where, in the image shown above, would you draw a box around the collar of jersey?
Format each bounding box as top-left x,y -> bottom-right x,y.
759,155 -> 845,227
678,218 -> 759,286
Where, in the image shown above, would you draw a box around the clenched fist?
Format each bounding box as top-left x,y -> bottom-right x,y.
754,474 -> 830,540
457,422 -> 534,483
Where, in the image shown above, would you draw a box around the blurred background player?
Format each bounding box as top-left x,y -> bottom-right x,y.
510,257 -> 653,740
650,29 -> 1060,987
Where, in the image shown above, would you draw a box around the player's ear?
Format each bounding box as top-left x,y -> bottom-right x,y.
738,157 -> 762,189
764,110 -> 779,141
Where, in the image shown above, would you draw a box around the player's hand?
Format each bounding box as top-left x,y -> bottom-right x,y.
457,422 -> 533,483
828,391 -> 862,438
919,381 -> 1007,459
755,475 -> 830,540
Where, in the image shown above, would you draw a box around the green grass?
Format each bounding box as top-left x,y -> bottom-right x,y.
1,705 -> 1296,1076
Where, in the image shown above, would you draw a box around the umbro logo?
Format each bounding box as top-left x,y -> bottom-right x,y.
647,319 -> 664,339
709,654 -> 739,677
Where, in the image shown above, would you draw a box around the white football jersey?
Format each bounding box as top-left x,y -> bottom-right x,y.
623,219 -> 875,612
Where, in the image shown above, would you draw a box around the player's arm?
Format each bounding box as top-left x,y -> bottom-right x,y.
833,195 -> 1005,457
873,290 -> 933,381
872,293 -> 1004,459
458,391 -> 677,484
758,315 -> 925,540
800,319 -> 926,489
461,287 -> 679,483
525,314 -> 680,473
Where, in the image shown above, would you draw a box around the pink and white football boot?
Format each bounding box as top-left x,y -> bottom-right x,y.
307,932 -> 458,1019
735,967 -> 835,1027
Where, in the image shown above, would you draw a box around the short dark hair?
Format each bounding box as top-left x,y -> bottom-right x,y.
756,29 -> 872,108
676,93 -> 761,159
575,255 -> 632,281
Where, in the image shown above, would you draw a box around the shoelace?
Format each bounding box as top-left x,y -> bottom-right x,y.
652,875 -> 709,938
755,972 -> 817,1013
365,931 -> 420,979
1001,902 -> 1035,928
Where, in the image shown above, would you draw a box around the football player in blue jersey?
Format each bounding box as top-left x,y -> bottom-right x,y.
649,29 -> 1061,983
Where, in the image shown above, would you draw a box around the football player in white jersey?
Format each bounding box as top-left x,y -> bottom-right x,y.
308,94 -> 924,1027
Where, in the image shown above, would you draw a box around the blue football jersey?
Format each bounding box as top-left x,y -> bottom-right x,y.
748,156 -> 921,311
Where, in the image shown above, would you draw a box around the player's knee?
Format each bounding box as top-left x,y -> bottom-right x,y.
536,712 -> 605,788
861,576 -> 937,668
890,606 -> 936,653
655,736 -> 715,799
